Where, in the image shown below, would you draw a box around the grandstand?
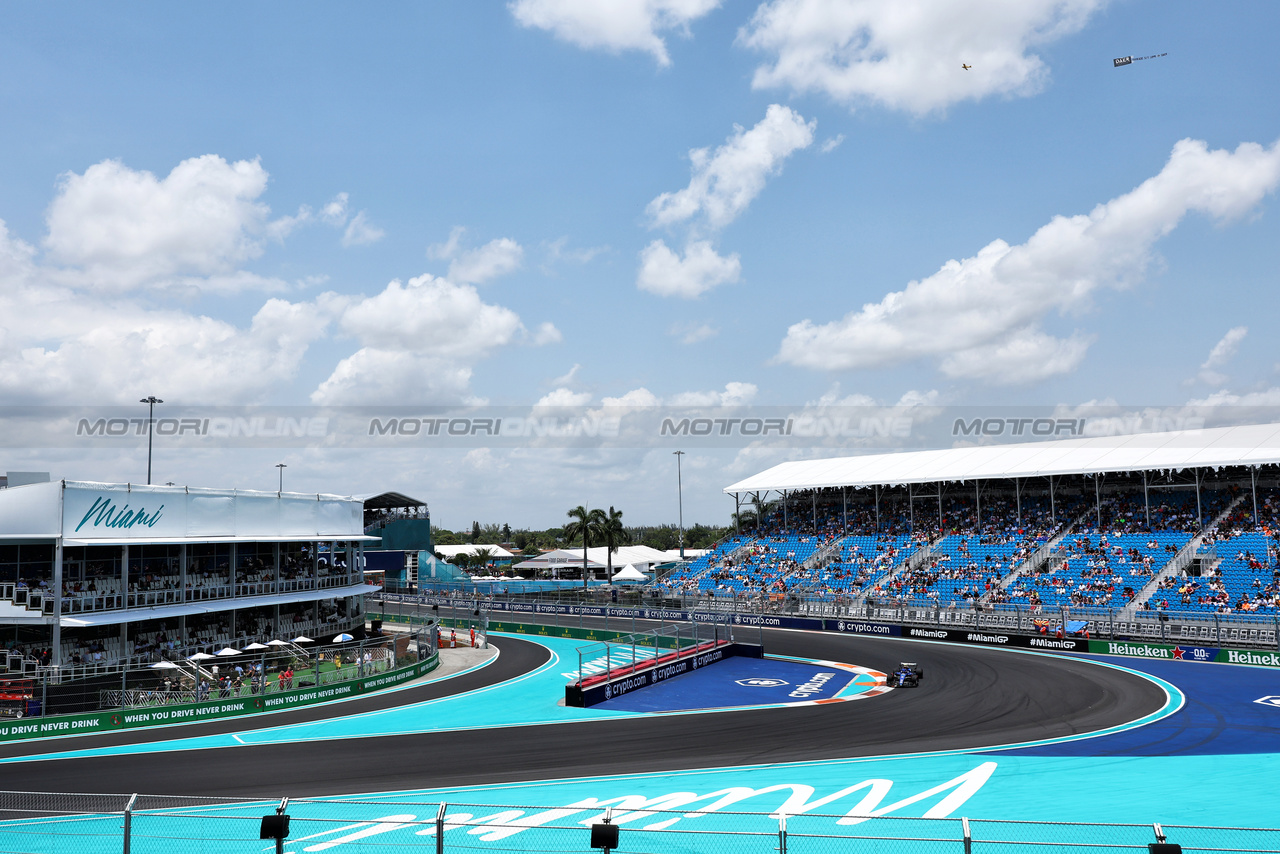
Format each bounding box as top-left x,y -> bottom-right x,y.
666,423 -> 1280,633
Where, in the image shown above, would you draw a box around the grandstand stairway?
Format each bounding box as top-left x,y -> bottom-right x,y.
984,508 -> 1091,603
1120,494 -> 1246,619
851,535 -> 938,607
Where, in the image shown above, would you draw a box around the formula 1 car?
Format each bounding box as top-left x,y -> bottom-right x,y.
885,662 -> 923,688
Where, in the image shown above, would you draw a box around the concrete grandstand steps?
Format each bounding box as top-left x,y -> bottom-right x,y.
852,535 -> 938,607
1120,494 -> 1247,618
985,508 -> 1091,602
804,536 -> 846,570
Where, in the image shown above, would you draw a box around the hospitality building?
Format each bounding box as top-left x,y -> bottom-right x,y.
0,480 -> 385,673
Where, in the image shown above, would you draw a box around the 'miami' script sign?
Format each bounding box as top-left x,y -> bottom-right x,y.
61,486 -> 186,540
74,497 -> 164,533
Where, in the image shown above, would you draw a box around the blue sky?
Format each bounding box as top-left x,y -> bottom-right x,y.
1,1 -> 1278,529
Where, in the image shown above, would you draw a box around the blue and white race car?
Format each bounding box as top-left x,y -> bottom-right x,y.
886,662 -> 923,688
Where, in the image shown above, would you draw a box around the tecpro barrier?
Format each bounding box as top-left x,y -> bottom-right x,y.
565,642 -> 763,708
0,653 -> 438,744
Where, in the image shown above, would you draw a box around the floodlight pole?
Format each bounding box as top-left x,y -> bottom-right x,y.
276,463 -> 287,493
674,451 -> 685,559
139,396 -> 163,485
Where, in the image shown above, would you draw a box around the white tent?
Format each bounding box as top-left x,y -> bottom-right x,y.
612,564 -> 649,583
724,421 -> 1280,494
514,545 -> 669,573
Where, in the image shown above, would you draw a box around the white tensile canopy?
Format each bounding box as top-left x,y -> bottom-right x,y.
724,422 -> 1280,494
612,564 -> 648,582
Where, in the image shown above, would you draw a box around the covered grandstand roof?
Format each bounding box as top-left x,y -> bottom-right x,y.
724,422 -> 1280,494
356,491 -> 428,509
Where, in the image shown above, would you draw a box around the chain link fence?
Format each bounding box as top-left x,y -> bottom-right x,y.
0,791 -> 1277,854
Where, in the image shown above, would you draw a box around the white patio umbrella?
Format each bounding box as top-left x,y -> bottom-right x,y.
186,652 -> 216,661
150,660 -> 180,669
215,647 -> 241,656
292,636 -> 314,643
243,642 -> 270,651
266,640 -> 290,647
332,633 -> 354,643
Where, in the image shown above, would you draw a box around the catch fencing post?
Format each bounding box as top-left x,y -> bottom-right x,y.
436,802 -> 447,854
961,817 -> 972,854
777,813 -> 787,854
122,792 -> 137,854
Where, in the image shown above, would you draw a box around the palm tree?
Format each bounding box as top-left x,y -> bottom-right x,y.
473,547 -> 494,572
598,506 -> 628,579
565,505 -> 606,589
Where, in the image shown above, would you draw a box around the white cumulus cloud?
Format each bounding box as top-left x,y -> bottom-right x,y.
0,224 -> 333,403
44,155 -> 273,290
312,274 -> 529,404
1195,326 -> 1248,386
938,328 -> 1094,384
595,383 -> 755,408
448,237 -> 524,284
776,137 -> 1280,384
739,0 -> 1106,115
638,105 -> 811,298
342,211 -> 385,247
0,167 -> 337,403
669,381 -> 759,406
429,228 -> 525,284
510,0 -> 722,66
647,104 -> 815,231
533,321 -> 563,345
637,239 -> 741,298
670,321 -> 719,344
600,387 -> 662,408
535,387 -> 594,407
321,193 -> 350,226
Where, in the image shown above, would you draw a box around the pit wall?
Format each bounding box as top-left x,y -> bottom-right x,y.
0,651 -> 439,744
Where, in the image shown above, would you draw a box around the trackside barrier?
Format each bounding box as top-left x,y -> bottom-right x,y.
370,597 -> 1280,670
566,642 -> 762,707
0,650 -> 439,744
1,791 -> 1278,854
563,614 -> 761,707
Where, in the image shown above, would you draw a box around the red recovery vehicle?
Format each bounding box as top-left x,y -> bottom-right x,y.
0,679 -> 38,718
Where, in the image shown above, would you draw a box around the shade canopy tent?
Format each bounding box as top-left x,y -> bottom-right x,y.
513,545 -> 670,573
611,564 -> 649,583
724,422 -> 1280,495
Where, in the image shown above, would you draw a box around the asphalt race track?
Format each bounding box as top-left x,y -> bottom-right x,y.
2,629 -> 1166,798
